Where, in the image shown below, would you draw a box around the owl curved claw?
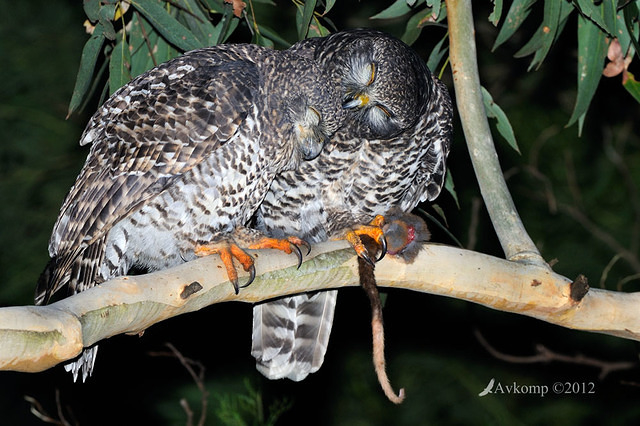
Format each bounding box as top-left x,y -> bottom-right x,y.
291,243 -> 303,268
248,236 -> 310,268
299,239 -> 312,256
360,249 -> 376,268
238,264 -> 256,291
339,215 -> 387,265
377,234 -> 387,262
194,242 -> 255,294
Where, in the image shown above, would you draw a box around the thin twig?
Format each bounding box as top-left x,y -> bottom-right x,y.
149,343 -> 208,426
558,202 -> 640,273
475,329 -> 637,380
135,11 -> 158,67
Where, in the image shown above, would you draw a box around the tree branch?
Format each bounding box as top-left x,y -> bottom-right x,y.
446,0 -> 546,265
2,241 -> 640,374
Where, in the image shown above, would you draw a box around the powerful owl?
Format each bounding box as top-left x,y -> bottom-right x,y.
37,44 -> 344,381
251,29 -> 453,381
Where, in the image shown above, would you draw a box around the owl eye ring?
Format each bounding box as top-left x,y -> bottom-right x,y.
308,106 -> 321,120
376,104 -> 392,118
366,63 -> 376,86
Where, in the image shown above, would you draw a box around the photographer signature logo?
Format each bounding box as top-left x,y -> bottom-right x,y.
478,378 -> 595,398
478,378 -> 495,396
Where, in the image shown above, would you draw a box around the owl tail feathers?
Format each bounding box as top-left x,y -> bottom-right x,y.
64,346 -> 98,383
251,291 -> 337,381
35,256 -> 68,305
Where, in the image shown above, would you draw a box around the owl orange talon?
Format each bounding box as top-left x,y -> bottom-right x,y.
342,215 -> 387,264
345,231 -> 375,267
248,236 -> 310,268
194,243 -> 255,294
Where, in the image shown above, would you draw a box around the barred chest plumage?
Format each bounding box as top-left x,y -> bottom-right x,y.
102,113 -> 274,275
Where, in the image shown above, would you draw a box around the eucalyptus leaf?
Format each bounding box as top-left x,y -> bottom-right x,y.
623,2 -> 640,58
83,0 -> 101,22
256,24 -> 292,48
426,32 -> 449,73
492,0 -> 536,50
68,22 -> 106,117
574,0 -> 615,37
370,0 -> 420,20
129,13 -> 161,77
444,171 -> 459,210
489,0 -> 503,26
298,0 -> 317,40
181,0 -> 220,46
514,1 -> 573,70
130,0 -> 202,51
401,8 -> 435,45
623,71 -> 640,103
481,86 -> 520,154
426,0 -> 442,21
98,3 -> 117,40
323,0 -> 337,14
109,38 -> 132,94
308,18 -> 331,38
253,31 -> 274,48
567,16 -> 609,133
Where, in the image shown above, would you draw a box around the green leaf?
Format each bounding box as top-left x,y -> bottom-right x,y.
481,86 -> 520,154
444,171 -> 458,208
109,38 -> 132,94
492,0 -> 536,50
297,0 -> 317,40
130,0 -> 202,51
623,71 -> 640,103
128,12 -> 158,77
426,0 -> 442,21
98,3 -> 118,40
181,0 -> 221,46
253,32 -> 275,48
83,0 -> 101,22
68,22 -> 106,117
567,16 -> 609,133
622,2 -> 640,58
256,24 -> 292,48
154,33 -> 178,65
401,8 -> 435,45
573,0 -> 615,37
514,0 -> 575,70
370,0 -> 424,20
515,1 -> 574,70
308,17 -> 331,38
323,0 -> 337,14
426,32 -> 449,73
489,0 -> 503,26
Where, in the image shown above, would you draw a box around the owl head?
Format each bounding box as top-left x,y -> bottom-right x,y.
308,29 -> 433,140
276,51 -> 346,163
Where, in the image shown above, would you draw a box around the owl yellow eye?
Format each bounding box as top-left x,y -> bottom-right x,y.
366,63 -> 376,86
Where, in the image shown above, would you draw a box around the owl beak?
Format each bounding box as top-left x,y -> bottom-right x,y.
300,136 -> 325,160
342,93 -> 370,109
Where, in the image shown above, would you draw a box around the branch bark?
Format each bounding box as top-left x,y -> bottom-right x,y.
446,0 -> 546,265
2,241 -> 640,374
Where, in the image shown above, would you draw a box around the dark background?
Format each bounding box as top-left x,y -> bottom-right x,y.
1,1 -> 639,424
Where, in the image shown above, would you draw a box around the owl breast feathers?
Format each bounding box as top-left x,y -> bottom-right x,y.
37,43 -> 345,381
251,29 -> 453,381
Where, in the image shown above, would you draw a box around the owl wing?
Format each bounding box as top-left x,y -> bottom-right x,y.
416,76 -> 454,203
42,51 -> 260,302
52,54 -> 259,255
